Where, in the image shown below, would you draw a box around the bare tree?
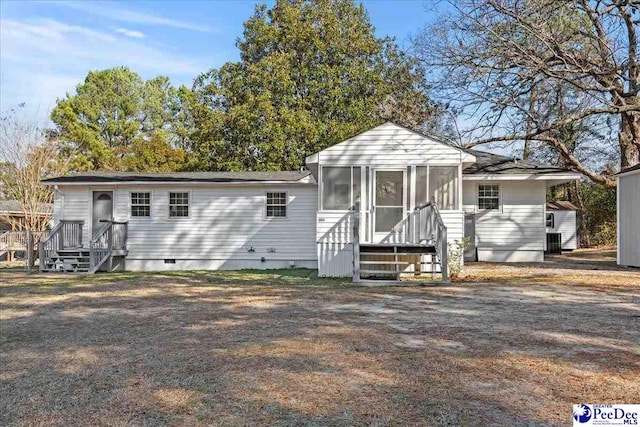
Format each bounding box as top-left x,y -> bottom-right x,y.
0,107 -> 68,231
415,0 -> 639,188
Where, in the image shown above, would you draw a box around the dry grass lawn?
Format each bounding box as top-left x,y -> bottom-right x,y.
1,250 -> 639,426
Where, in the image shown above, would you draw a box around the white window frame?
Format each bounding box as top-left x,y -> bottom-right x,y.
477,183 -> 501,212
168,191 -> 191,219
319,165 -> 360,211
265,191 -> 288,219
546,212 -> 555,228
129,191 -> 152,219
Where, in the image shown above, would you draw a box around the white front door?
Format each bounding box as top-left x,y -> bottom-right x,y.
372,169 -> 406,242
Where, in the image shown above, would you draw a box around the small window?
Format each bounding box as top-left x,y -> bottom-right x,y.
131,192 -> 151,217
169,192 -> 189,217
478,184 -> 500,210
546,213 -> 555,228
266,192 -> 287,218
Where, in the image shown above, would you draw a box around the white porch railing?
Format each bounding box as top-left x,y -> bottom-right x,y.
352,202 -> 448,282
1,231 -> 47,251
38,220 -> 84,272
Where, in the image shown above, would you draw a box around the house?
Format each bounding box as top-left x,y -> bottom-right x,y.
617,164 -> 640,267
545,201 -> 578,252
0,199 -> 53,232
0,200 -> 52,261
40,122 -> 581,279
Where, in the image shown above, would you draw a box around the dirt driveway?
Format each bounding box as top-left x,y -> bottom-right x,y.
1,251 -> 639,426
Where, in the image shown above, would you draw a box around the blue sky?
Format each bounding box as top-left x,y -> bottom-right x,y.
0,0 -> 436,121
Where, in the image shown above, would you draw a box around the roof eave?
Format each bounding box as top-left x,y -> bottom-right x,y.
42,179 -> 316,186
463,172 -> 581,181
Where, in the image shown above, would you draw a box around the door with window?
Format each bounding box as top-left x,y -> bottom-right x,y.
372,169 -> 405,241
92,191 -> 113,237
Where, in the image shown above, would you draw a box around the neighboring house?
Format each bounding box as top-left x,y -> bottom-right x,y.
40,122 -> 581,278
545,201 -> 578,252
0,200 -> 52,261
0,199 -> 53,232
617,164 -> 640,268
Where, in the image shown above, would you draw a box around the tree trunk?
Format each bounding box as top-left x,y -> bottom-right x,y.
619,110 -> 640,168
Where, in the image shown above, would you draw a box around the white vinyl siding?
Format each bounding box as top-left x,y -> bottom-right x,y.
52,186 -> 91,246
54,184 -> 318,269
545,209 -> 577,250
317,122 -> 465,166
617,170 -> 640,267
463,180 -> 545,252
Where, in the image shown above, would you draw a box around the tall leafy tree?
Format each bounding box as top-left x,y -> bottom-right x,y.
187,0 -> 439,171
50,67 -> 187,171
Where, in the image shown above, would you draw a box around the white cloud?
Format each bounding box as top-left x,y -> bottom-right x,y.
114,28 -> 145,39
53,1 -> 216,33
0,18 -> 208,121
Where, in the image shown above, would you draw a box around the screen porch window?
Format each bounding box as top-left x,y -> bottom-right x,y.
169,192 -> 189,217
415,166 -> 459,210
478,184 -> 500,210
131,192 -> 151,217
266,192 -> 287,218
321,166 -> 360,210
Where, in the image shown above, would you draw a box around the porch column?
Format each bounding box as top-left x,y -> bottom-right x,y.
360,166 -> 367,242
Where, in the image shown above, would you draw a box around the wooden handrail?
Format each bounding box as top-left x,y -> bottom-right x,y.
89,220 -> 128,273
89,221 -> 112,274
39,220 -> 84,273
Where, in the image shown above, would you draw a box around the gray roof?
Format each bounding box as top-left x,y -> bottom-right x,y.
43,170 -> 312,184
619,164 -> 640,174
0,199 -> 53,214
380,122 -> 576,175
462,148 -> 574,175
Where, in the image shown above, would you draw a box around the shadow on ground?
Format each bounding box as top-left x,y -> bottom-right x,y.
1,264 -> 639,426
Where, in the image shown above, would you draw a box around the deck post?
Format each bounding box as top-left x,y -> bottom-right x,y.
26,230 -> 34,273
441,227 -> 448,283
352,209 -> 360,283
38,240 -> 44,273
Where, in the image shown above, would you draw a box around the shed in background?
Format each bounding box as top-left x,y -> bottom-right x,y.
545,200 -> 578,252
617,165 -> 640,267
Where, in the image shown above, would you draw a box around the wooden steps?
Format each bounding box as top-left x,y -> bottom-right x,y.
355,242 -> 444,284
41,248 -> 91,272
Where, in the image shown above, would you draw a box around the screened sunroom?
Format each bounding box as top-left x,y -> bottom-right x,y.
318,164 -> 461,244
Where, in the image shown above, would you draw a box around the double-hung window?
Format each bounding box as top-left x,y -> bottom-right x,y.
266,192 -> 287,218
478,184 -> 500,211
131,192 -> 151,217
169,192 -> 189,217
